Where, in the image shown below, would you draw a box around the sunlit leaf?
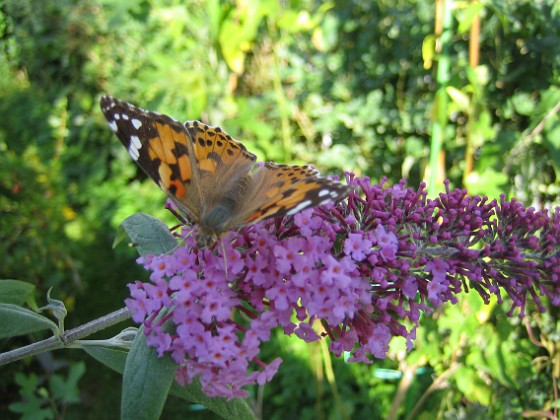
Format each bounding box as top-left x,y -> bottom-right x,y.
119,213 -> 178,257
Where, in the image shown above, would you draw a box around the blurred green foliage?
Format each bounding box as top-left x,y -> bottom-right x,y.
1,0 -> 559,418
9,362 -> 85,419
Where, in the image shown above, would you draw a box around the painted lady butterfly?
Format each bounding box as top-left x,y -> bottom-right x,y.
100,96 -> 352,247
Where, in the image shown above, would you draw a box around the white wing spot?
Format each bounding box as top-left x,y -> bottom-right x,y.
114,114 -> 121,120
128,135 -> 142,161
318,189 -> 330,197
286,200 -> 312,216
122,114 -> 129,120
131,119 -> 142,129
109,120 -> 118,132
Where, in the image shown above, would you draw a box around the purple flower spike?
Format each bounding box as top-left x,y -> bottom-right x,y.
125,175 -> 560,399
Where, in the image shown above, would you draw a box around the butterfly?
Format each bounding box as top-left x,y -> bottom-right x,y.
100,95 -> 352,248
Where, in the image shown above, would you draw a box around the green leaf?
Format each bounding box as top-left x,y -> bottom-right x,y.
446,86 -> 470,112
50,362 -> 86,404
470,109 -> 496,146
456,1 -> 483,34
466,65 -> 490,89
218,2 -> 268,73
464,168 -> 509,200
422,34 -> 436,69
0,280 -> 35,305
277,10 -> 315,33
9,373 -> 53,419
8,399 -> 53,420
544,119 -> 560,177
14,371 -> 39,396
112,222 -> 132,249
119,213 -> 178,257
0,303 -> 58,339
83,345 -> 129,374
511,92 -> 535,116
454,365 -> 492,405
170,381 -> 256,420
121,328 -> 177,420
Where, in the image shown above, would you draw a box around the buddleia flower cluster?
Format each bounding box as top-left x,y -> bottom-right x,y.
125,174 -> 560,399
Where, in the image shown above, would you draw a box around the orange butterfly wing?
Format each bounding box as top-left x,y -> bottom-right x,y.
228,162 -> 353,228
100,96 -> 201,221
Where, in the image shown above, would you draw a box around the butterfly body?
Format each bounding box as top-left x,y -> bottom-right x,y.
100,95 -> 352,247
197,181 -> 251,247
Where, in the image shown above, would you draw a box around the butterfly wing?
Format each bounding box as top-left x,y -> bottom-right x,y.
100,95 -> 202,221
226,162 -> 352,228
183,121 -> 257,211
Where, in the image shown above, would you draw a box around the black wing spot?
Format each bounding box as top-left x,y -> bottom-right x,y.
207,151 -> 221,162
283,189 -> 295,198
174,142 -> 190,157
169,163 -> 182,180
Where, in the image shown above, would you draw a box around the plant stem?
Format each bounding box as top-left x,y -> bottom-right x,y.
0,307 -> 131,365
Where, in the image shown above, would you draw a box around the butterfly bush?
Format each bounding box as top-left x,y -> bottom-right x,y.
125,174 -> 560,399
